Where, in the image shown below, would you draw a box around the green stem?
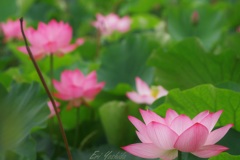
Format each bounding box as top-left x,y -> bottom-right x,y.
95,29 -> 101,59
79,130 -> 97,150
178,150 -> 182,160
50,53 -> 54,93
74,107 -> 80,147
48,54 -> 54,138
20,18 -> 72,160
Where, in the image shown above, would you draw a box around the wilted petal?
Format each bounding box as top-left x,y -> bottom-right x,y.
174,123 -> 208,152
122,143 -> 162,159
205,124 -> 233,145
47,100 -> 60,118
147,122 -> 178,150
192,145 -> 228,158
200,110 -> 223,132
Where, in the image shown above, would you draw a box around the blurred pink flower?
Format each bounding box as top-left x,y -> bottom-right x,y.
18,19 -> 84,60
92,13 -> 131,36
53,69 -> 105,109
47,100 -> 60,118
126,77 -> 168,105
1,19 -> 25,41
122,109 -> 233,160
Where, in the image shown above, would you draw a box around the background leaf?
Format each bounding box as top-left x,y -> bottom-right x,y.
167,5 -> 226,50
149,38 -> 240,90
0,83 -> 48,153
209,152 -> 240,160
3,136 -> 37,160
152,84 -> 240,156
99,101 -> 140,147
154,84 -> 240,131
0,0 -> 18,21
98,34 -> 156,93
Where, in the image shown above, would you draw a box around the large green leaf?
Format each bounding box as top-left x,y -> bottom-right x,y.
167,5 -> 226,50
218,128 -> 240,155
152,84 -> 240,158
131,14 -> 160,30
98,35 -> 156,92
3,136 -> 36,160
99,101 -> 140,147
154,84 -> 240,131
0,0 -> 18,21
120,0 -> 161,14
209,152 -> 240,160
0,83 -> 48,153
149,38 -> 240,90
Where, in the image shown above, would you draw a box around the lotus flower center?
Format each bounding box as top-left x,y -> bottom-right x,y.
151,87 -> 159,98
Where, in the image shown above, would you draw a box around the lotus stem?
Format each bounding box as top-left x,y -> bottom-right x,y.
20,17 -> 72,160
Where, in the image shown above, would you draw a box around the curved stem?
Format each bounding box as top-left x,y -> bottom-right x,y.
20,18 -> 72,160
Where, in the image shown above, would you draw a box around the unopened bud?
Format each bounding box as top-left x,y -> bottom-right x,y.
236,26 -> 240,33
191,11 -> 199,26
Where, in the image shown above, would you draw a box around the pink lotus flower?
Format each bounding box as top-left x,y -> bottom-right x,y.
52,69 -> 105,109
122,109 -> 233,160
1,19 -> 25,41
92,13 -> 131,36
47,100 -> 60,118
18,19 -> 84,60
126,77 -> 168,105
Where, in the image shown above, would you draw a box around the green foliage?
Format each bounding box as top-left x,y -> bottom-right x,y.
99,101 -> 140,147
167,4 -> 226,50
0,83 -> 48,156
218,128 -> 240,155
98,35 -> 156,92
0,0 -> 18,21
4,137 -> 36,160
154,84 -> 240,131
149,38 -> 240,90
131,14 -> 160,30
209,152 -> 240,160
1,0 -> 240,159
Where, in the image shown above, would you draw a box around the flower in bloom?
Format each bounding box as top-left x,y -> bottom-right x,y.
18,19 -> 84,60
92,13 -> 131,36
47,100 -> 60,118
122,109 -> 233,160
1,19 -> 25,41
52,69 -> 105,109
126,77 -> 168,105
